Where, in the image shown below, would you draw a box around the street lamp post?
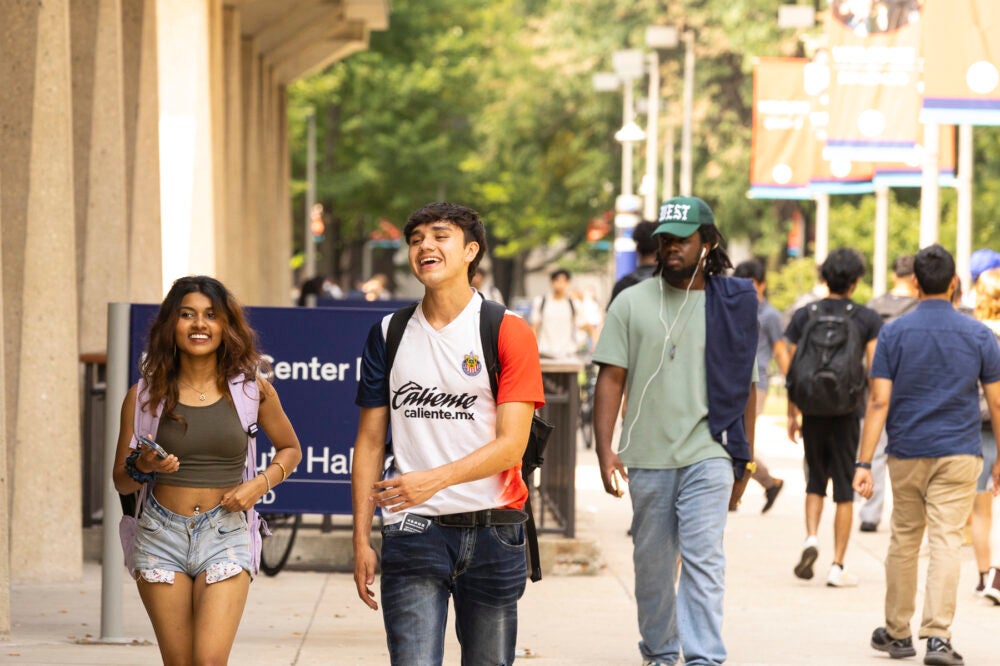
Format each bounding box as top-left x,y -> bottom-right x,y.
609,49 -> 646,280
680,31 -> 695,197
642,25 -> 679,220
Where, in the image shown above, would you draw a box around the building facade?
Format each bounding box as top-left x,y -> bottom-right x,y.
0,0 -> 389,635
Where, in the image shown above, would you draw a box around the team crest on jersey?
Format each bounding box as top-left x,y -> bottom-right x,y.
462,351 -> 482,376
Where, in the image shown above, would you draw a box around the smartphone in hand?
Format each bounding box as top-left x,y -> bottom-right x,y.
138,435 -> 169,459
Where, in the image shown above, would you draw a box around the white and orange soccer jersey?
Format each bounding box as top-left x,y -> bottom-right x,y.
356,294 -> 545,524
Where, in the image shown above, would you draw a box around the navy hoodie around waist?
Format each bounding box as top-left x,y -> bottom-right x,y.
704,275 -> 759,479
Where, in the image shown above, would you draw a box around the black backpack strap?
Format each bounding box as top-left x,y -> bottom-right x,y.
479,296 -> 505,400
479,296 -> 543,582
384,302 -> 420,398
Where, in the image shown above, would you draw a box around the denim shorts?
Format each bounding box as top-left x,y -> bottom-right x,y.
979,429 -> 998,493
132,493 -> 251,584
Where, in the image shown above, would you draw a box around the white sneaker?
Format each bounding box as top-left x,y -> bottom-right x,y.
984,567 -> 1000,606
826,564 -> 858,588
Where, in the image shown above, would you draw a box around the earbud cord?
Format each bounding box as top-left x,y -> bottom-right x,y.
618,253 -> 703,454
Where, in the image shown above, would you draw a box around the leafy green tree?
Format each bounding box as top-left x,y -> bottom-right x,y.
287,0 -> 1000,300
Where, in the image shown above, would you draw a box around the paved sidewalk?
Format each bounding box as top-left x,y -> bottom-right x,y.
4,414 -> 998,664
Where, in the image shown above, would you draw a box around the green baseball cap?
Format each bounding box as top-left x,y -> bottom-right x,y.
652,196 -> 715,238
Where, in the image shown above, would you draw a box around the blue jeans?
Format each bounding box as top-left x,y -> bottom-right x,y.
380,520 -> 527,665
629,459 -> 734,665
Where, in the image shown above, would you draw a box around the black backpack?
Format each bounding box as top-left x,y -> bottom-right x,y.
384,295 -> 552,582
786,300 -> 867,416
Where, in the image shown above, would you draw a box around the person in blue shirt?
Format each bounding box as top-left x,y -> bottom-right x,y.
854,244 -> 1000,666
732,259 -> 790,513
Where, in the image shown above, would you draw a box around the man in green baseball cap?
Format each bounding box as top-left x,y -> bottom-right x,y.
593,193 -> 760,665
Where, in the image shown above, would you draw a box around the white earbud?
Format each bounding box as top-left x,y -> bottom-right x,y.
700,246 -> 708,260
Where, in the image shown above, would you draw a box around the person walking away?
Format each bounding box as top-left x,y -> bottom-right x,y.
971,266 -> 1000,603
593,196 -> 758,666
531,268 -> 585,358
854,244 -> 1000,665
785,248 -> 882,587
859,254 -> 919,532
472,265 -> 505,304
351,202 -> 545,665
609,220 -> 660,306
732,259 -> 791,513
112,276 -> 302,665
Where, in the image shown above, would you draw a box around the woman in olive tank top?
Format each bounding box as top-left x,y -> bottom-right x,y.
112,276 -> 302,665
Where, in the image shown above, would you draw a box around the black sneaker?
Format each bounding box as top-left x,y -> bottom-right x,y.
794,544 -> 818,580
924,637 -> 963,665
762,479 -> 783,514
860,521 -> 878,532
870,627 -> 916,659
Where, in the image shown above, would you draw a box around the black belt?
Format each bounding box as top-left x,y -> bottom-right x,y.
429,509 -> 527,527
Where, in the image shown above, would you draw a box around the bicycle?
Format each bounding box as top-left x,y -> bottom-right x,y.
258,512 -> 302,576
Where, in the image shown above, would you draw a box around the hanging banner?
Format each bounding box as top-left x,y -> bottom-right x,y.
921,0 -> 1000,125
823,0 -> 924,162
750,57 -> 814,200
872,124 -> 958,187
805,50 -> 876,194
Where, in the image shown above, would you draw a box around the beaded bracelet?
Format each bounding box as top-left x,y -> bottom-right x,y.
125,450 -> 157,484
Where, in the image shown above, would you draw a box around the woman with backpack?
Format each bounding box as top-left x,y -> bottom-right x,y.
971,266 -> 1000,603
112,276 -> 302,665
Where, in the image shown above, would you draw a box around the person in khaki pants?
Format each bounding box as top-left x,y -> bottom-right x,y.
854,245 -> 1000,666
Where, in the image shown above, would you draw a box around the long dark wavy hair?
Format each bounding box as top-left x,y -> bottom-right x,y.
698,225 -> 733,276
139,276 -> 263,419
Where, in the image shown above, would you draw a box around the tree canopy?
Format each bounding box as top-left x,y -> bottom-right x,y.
287,0 -> 1000,297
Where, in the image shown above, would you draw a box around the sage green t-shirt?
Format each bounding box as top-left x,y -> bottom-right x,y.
593,278 -> 754,469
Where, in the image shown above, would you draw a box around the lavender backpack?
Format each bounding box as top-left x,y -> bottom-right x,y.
118,374 -> 266,575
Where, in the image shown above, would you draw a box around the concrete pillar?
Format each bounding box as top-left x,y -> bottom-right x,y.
0,175 -> 10,638
207,0 -> 228,285
221,7 -> 247,298
156,0 -> 217,291
71,0 -> 128,354
258,65 -> 277,304
241,38 -> 263,303
260,66 -> 289,306
122,0 -> 163,302
275,86 -> 293,305
0,0 -> 82,582
0,1 -> 34,474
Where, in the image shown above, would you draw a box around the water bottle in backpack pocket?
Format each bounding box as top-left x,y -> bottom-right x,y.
786,300 -> 866,416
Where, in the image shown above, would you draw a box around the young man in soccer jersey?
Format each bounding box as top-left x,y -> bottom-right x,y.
351,202 -> 545,665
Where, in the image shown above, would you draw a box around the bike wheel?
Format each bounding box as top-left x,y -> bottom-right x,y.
259,513 -> 301,576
